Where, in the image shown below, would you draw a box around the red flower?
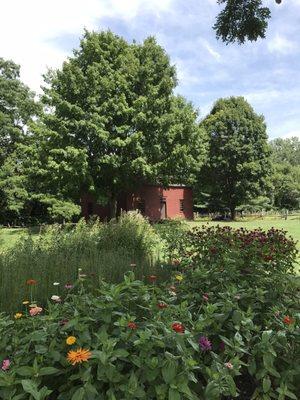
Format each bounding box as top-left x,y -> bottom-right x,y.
283,315 -> 294,325
157,302 -> 168,309
172,322 -> 185,333
127,321 -> 137,330
148,275 -> 157,283
26,279 -> 37,285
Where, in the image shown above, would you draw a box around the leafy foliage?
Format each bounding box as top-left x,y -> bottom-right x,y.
0,225 -> 299,399
0,58 -> 39,223
200,96 -> 271,219
214,0 -> 271,44
31,30 -> 207,219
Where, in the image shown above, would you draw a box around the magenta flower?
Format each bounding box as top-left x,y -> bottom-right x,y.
202,293 -> 209,302
64,283 -> 74,290
199,336 -> 212,351
1,359 -> 10,371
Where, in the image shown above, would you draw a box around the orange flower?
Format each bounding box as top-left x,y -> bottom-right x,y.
26,279 -> 37,285
67,348 -> 92,365
283,315 -> 295,325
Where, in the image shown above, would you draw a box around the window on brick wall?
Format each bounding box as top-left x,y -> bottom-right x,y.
180,199 -> 184,212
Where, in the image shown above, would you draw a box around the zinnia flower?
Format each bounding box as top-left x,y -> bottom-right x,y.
26,279 -> 37,285
53,282 -> 60,286
67,348 -> 91,365
172,259 -> 180,266
283,315 -> 295,325
171,322 -> 185,333
65,283 -> 74,290
1,359 -> 10,371
199,336 -> 212,351
225,362 -> 233,370
175,274 -> 183,282
127,321 -> 137,330
14,313 -> 22,319
66,336 -> 76,345
157,302 -> 168,309
148,275 -> 157,283
22,300 -> 29,305
51,295 -> 61,302
29,306 -> 43,316
202,293 -> 209,302
59,319 -> 69,326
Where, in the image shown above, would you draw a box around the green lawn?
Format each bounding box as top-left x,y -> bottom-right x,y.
0,227 -> 39,251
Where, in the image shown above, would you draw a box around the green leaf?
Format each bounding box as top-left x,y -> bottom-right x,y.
16,366 -> 34,377
39,367 -> 60,376
263,376 -> 271,393
168,388 -> 181,400
21,380 -> 39,400
162,360 -> 177,384
225,375 -> 237,396
71,388 -> 85,400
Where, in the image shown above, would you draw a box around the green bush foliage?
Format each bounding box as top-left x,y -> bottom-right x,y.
0,212 -> 165,313
0,225 -> 299,399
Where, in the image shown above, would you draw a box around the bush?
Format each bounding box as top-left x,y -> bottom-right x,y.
0,212 -> 165,313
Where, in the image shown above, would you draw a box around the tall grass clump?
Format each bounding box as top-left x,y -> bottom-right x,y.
0,212 -> 166,313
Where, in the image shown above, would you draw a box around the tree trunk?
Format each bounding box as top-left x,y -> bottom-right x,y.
109,196 -> 118,220
230,207 -> 236,221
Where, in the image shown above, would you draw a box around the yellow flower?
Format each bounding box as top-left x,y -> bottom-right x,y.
175,274 -> 183,282
67,348 -> 91,365
14,313 -> 23,319
22,301 -> 29,305
66,336 -> 76,345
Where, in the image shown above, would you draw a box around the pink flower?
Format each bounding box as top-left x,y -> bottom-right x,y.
203,293 -> 209,302
199,336 -> 212,351
65,283 -> 74,290
29,306 -> 43,316
1,359 -> 10,371
225,362 -> 233,369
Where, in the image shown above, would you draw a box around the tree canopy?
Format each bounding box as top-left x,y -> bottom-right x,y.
214,0 -> 274,44
200,96 -> 271,219
0,58 -> 39,223
26,31 -> 207,219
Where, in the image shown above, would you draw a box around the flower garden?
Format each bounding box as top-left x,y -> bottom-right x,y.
0,216 -> 299,399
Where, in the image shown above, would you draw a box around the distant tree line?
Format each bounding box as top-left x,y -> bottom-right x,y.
0,30 -> 298,226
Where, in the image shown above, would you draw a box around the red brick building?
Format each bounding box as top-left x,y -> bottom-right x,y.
81,185 -> 193,221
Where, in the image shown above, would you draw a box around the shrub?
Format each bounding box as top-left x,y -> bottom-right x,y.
0,212 -> 165,313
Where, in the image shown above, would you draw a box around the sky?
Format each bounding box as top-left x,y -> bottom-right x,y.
1,0 -> 300,139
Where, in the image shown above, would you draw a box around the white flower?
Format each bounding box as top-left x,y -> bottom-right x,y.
51,295 -> 61,302
53,282 -> 60,286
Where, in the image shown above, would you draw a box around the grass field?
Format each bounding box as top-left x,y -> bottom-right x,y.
0,217 -> 299,252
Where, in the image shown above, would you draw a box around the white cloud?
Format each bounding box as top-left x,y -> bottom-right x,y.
280,130 -> 300,139
267,34 -> 297,54
202,40 -> 221,61
0,0 -> 173,92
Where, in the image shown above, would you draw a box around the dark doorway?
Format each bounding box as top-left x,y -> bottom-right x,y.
160,198 -> 167,219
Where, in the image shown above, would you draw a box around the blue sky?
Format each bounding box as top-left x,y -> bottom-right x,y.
1,0 -> 300,139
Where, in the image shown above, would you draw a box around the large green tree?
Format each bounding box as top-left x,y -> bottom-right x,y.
270,137 -> 300,167
200,96 -> 271,219
33,31 -> 207,218
0,58 -> 39,223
